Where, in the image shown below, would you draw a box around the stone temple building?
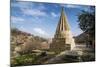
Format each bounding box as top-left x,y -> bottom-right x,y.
50,8 -> 75,53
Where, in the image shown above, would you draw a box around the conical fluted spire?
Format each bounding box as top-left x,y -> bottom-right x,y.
50,8 -> 75,52
56,7 -> 70,33
54,7 -> 70,38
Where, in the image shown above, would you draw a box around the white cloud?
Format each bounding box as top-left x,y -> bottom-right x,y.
33,28 -> 48,36
21,8 -> 47,17
51,12 -> 58,17
33,27 -> 50,38
11,2 -> 47,17
36,4 -> 46,10
61,4 -> 80,8
11,2 -> 33,9
19,26 -> 25,31
11,16 -> 25,23
12,2 -> 46,10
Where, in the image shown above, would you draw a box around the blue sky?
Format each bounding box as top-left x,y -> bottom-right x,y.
11,1 -> 93,38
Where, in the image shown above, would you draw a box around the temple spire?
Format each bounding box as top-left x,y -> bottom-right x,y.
56,7 -> 70,34
55,7 -> 70,38
50,7 -> 75,53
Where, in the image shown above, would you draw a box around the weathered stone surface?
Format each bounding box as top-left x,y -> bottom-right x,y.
50,8 -> 75,53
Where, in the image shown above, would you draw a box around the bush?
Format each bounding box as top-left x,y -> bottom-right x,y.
81,54 -> 95,61
11,54 -> 38,66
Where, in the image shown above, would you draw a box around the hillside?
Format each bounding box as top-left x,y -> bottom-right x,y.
74,32 -> 88,43
11,28 -> 50,56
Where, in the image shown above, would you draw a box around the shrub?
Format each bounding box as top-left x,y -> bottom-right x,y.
11,54 -> 38,66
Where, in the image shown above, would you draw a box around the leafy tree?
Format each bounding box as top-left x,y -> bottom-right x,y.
77,6 -> 95,48
78,6 -> 95,39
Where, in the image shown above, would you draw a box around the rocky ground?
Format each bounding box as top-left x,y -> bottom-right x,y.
11,28 -> 95,66
11,44 -> 95,66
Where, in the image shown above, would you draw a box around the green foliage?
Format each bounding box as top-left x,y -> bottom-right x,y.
78,6 -> 95,41
78,6 -> 95,33
11,53 -> 39,66
78,11 -> 95,32
75,7 -> 95,43
81,55 -> 95,61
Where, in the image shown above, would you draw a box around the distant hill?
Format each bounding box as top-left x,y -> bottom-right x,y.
74,32 -> 88,43
11,28 -> 47,42
11,28 -> 50,56
11,28 -> 31,36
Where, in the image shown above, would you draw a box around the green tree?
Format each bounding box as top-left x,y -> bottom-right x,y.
78,6 -> 95,36
78,7 -> 95,31
78,6 -> 95,47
